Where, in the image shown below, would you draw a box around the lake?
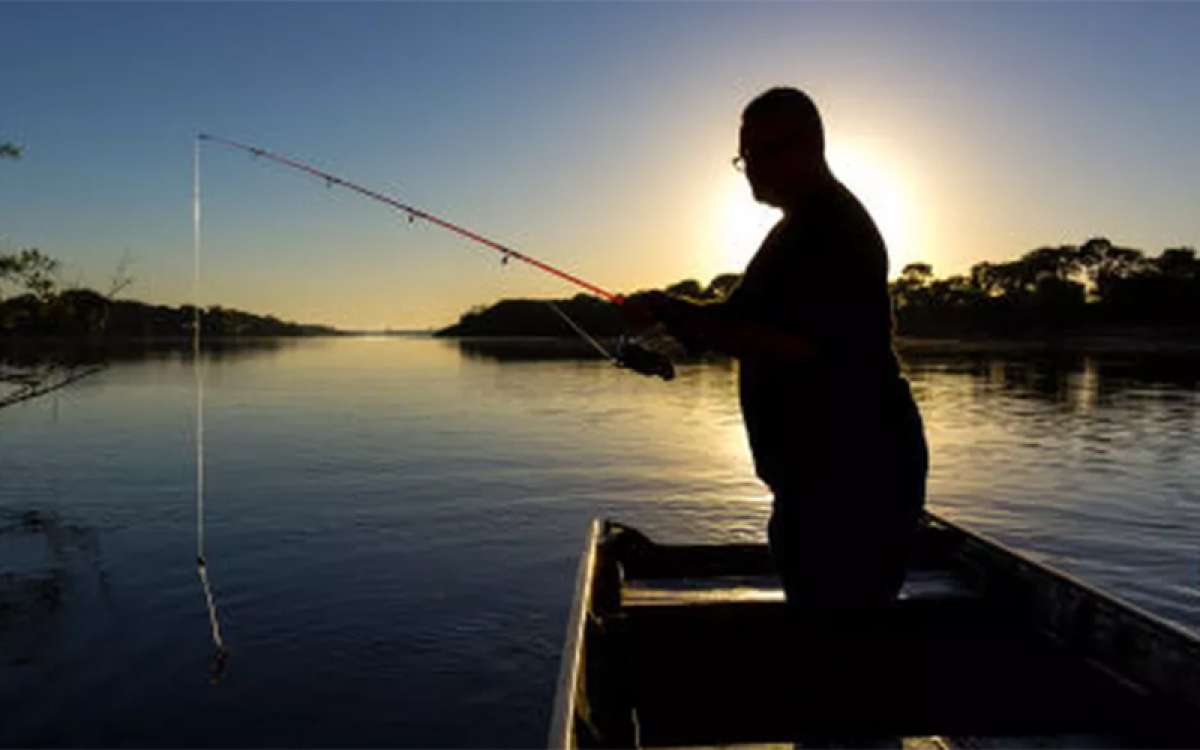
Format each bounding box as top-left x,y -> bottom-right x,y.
1,336 -> 1198,747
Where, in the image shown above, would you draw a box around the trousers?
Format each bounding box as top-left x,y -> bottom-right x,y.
766,380 -> 928,610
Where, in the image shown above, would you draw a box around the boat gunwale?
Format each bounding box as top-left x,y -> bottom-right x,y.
930,513 -> 1200,647
547,518 -> 603,750
929,513 -> 1200,715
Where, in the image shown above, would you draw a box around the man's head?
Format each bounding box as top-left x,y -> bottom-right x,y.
738,87 -> 829,209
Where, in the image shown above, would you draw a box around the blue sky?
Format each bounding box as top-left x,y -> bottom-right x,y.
3,2 -> 1198,329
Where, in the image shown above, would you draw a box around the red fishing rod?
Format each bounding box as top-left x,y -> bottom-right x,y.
198,134 -> 624,304
196,134 -> 673,380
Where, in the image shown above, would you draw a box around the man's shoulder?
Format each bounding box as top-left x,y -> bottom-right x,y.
747,182 -> 888,279
821,181 -> 881,236
813,182 -> 888,273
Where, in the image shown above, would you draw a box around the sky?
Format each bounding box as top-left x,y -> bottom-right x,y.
2,2 -> 1198,330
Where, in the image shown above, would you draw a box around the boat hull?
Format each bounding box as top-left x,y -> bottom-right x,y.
549,513 -> 1200,748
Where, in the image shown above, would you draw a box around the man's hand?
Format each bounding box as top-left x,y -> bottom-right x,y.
626,290 -> 813,362
620,291 -> 673,333
622,291 -> 712,354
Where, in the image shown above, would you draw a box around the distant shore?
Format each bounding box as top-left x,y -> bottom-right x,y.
0,289 -> 342,340
440,329 -> 1200,362
5,329 -> 1197,359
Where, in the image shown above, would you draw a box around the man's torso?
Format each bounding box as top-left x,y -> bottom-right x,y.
726,180 -> 906,491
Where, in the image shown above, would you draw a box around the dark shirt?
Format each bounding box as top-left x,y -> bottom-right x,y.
723,179 -> 905,493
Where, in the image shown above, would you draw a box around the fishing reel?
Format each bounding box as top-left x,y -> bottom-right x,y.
615,335 -> 675,381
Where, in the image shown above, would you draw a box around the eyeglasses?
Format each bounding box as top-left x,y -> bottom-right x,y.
731,136 -> 801,172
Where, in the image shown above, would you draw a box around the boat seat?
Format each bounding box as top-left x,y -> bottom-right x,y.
621,566 -> 978,608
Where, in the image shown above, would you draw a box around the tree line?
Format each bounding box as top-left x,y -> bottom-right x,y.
1,246 -> 336,337
0,250 -> 338,338
892,238 -> 1199,337
435,274 -> 742,338
439,239 -> 1198,339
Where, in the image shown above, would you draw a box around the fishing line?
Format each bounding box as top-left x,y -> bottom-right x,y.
185,134 -> 671,685
544,301 -> 615,362
543,301 -> 676,381
194,137 -> 229,682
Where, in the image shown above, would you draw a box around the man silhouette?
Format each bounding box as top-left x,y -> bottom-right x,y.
627,87 -> 928,609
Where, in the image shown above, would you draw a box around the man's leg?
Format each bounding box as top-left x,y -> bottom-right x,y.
768,382 -> 927,609
768,448 -> 926,608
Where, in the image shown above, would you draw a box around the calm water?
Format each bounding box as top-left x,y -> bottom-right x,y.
2,336 -> 1198,747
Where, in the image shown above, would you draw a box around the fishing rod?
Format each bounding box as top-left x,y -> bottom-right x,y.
197,134 -> 673,380
188,136 -> 672,680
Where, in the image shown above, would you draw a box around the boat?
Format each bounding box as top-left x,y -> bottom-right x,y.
549,513 -> 1200,748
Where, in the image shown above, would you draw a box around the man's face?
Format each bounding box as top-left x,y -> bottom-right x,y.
738,114 -> 814,208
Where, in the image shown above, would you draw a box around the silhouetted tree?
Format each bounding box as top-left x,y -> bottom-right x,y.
665,279 -> 705,300
705,273 -> 742,300
890,239 -> 1197,337
0,249 -> 59,301
901,263 -> 932,284
1075,237 -> 1147,301
892,263 -> 934,311
1157,247 -> 1198,279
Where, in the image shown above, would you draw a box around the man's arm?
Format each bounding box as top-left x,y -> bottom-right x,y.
625,292 -> 814,363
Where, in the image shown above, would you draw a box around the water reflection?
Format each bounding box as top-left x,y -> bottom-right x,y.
450,336 -> 610,362
0,335 -> 325,369
901,349 -> 1200,407
448,335 -> 719,368
900,347 -> 1200,631
0,336 -> 1197,746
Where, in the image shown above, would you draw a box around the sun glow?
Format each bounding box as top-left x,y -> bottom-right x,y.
827,140 -> 916,275
718,176 -> 781,272
717,142 -> 919,276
